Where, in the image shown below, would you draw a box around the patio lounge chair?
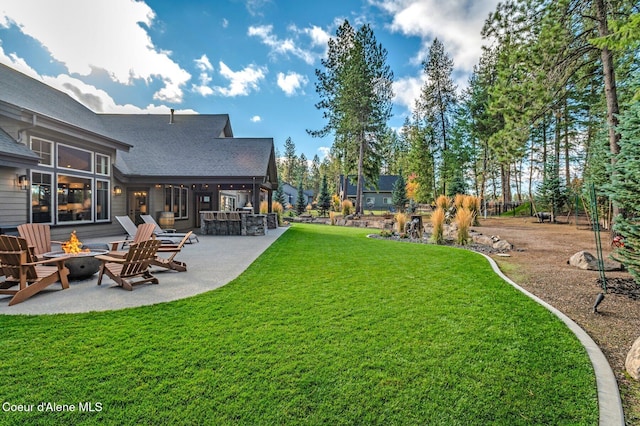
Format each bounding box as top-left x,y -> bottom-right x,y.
140,214 -> 199,243
115,216 -> 183,245
0,235 -> 69,306
150,231 -> 193,272
96,239 -> 161,291
17,223 -> 63,260
108,222 -> 156,255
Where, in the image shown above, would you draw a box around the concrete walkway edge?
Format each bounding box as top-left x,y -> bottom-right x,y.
481,253 -> 625,426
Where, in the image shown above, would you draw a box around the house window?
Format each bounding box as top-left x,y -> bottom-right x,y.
30,137 -> 53,166
57,144 -> 92,172
164,186 -> 189,219
221,193 -> 236,211
57,174 -> 92,223
383,197 -> 392,205
96,180 -> 110,221
366,197 -> 375,207
31,171 -> 53,223
96,154 -> 110,176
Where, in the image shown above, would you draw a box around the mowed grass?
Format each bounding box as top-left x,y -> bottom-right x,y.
0,224 -> 597,425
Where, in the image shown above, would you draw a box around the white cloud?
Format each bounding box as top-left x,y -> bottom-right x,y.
250,115 -> 262,123
0,47 -> 196,114
214,61 -> 267,97
317,146 -> 331,160
0,0 -> 191,103
222,18 -> 229,28
248,25 -> 316,65
393,74 -> 425,111
192,54 -> 214,96
372,0 -> 500,70
276,71 -> 308,96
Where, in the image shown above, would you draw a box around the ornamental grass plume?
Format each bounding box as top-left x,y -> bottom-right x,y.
455,207 -> 474,245
329,211 -> 336,225
435,194 -> 450,211
463,195 -> 481,226
395,212 -> 408,234
260,200 -> 269,214
454,193 -> 465,210
430,207 -> 445,244
342,199 -> 354,216
272,201 -> 284,225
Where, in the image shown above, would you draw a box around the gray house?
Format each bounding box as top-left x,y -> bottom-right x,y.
340,175 -> 399,211
0,63 -> 278,240
279,182 -> 314,208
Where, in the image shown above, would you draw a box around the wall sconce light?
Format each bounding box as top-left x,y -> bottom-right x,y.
113,185 -> 123,195
17,174 -> 29,190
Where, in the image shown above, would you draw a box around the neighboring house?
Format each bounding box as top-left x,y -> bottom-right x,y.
0,63 -> 278,240
279,182 -> 314,208
339,175 -> 399,211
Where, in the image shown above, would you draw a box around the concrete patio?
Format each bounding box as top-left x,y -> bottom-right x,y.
0,226 -> 288,315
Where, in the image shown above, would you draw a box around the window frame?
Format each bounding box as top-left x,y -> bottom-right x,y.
57,142 -> 94,173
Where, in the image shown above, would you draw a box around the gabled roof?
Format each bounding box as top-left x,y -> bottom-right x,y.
341,175 -> 399,194
0,127 -> 40,167
0,63 -> 116,141
99,114 -> 273,179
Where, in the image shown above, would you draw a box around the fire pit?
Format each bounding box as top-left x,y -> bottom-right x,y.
43,231 -> 108,280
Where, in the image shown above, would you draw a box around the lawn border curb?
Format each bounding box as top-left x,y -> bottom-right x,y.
481,253 -> 625,426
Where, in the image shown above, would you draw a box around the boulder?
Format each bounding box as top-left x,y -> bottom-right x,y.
626,336 -> 640,380
568,251 -> 622,271
493,239 -> 513,250
472,234 -> 494,246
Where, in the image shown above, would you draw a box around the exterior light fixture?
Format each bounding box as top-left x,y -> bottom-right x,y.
17,174 -> 29,190
113,185 -> 123,195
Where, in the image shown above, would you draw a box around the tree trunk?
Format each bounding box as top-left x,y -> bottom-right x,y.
355,132 -> 365,215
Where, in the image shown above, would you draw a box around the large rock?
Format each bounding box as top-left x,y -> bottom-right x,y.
493,239 -> 513,250
568,251 -> 622,271
472,234 -> 494,246
626,336 -> 640,380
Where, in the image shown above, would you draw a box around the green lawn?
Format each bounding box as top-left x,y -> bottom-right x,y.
0,223 -> 597,425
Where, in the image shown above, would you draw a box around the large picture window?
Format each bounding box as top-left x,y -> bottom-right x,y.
31,172 -> 53,223
57,175 -> 92,223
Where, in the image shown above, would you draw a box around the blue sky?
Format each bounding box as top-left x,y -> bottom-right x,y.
0,0 -> 499,160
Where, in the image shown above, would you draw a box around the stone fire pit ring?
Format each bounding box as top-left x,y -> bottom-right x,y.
43,243 -> 109,280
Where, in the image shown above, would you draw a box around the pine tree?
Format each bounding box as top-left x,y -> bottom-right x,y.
295,180 -> 306,215
309,20 -> 394,215
273,176 -> 286,206
283,137 -> 297,184
391,173 -> 408,213
318,175 -> 331,216
609,99 -> 640,282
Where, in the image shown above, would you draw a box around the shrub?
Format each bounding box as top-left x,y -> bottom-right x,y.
394,212 -> 408,234
435,195 -> 450,211
329,211 -> 336,226
259,200 -> 269,214
455,207 -> 474,245
430,207 -> 445,244
342,199 -> 354,216
379,229 -> 393,238
332,194 -> 342,212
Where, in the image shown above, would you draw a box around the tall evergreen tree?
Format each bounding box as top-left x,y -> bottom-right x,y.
391,172 -> 408,213
283,137 -> 297,184
318,174 -> 331,216
416,38 -> 457,196
273,176 -> 286,207
309,20 -> 394,215
609,99 -> 640,282
295,180 -> 306,215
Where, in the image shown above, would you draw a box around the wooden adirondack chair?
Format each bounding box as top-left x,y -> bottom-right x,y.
96,239 -> 161,291
150,231 -> 193,272
17,223 -> 63,259
108,222 -> 156,256
0,235 -> 69,306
